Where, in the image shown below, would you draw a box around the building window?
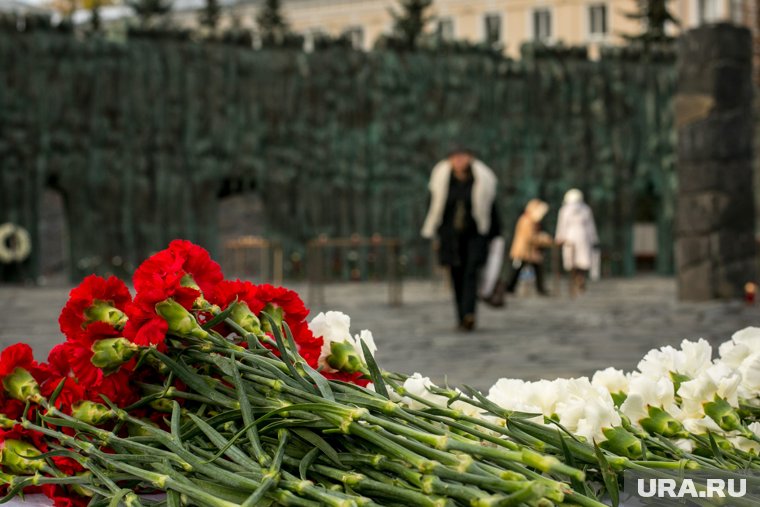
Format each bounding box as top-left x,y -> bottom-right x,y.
730,0 -> 744,23
533,9 -> 551,42
484,13 -> 502,45
697,0 -> 719,24
344,26 -> 364,49
437,17 -> 454,41
588,4 -> 608,36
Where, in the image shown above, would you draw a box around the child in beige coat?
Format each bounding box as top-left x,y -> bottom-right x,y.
506,199 -> 553,295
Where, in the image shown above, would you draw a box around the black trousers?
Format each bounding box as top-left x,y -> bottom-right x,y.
506,260 -> 546,294
448,238 -> 482,323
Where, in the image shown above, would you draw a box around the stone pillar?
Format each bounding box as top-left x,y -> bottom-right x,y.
676,24 -> 756,300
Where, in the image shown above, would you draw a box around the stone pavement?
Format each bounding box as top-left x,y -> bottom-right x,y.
2,277 -> 759,391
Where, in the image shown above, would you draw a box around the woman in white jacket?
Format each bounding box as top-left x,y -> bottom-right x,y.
555,189 -> 599,295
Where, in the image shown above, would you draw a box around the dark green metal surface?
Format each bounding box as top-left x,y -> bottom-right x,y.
0,30 -> 676,282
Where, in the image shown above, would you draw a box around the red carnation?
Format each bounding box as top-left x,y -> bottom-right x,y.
0,424 -> 48,454
59,275 -> 131,342
211,279 -> 263,313
123,278 -> 200,349
51,456 -> 85,476
256,284 -> 310,323
46,343 -> 74,378
0,343 -> 49,403
66,322 -> 137,386
40,376 -> 86,415
133,240 -> 223,298
323,370 -> 372,388
212,281 -> 323,369
42,484 -> 89,507
0,343 -> 36,380
0,390 -> 25,421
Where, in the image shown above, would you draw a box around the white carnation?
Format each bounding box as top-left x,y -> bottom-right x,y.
717,327 -> 760,400
309,311 -> 377,372
637,339 -> 712,381
591,367 -> 629,395
488,377 -> 619,442
400,373 -> 448,410
620,374 -> 678,425
678,363 -> 741,419
729,422 -> 760,454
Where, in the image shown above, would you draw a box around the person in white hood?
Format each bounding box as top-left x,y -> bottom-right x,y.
421,146 -> 500,331
555,189 -> 599,295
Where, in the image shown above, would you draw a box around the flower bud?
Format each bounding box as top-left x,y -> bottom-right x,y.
640,406 -> 684,438
155,299 -> 208,340
128,419 -> 159,437
149,398 -> 174,413
180,273 -> 201,292
229,302 -> 262,335
2,367 -> 42,403
0,439 -> 44,475
610,392 -> 627,408
261,304 -> 284,333
71,401 -> 115,426
83,300 -> 127,330
600,427 -> 643,458
704,396 -> 743,433
326,341 -> 364,374
0,414 -> 15,429
180,274 -> 216,311
90,338 -> 139,372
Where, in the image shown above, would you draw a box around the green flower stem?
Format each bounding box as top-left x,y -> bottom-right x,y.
507,418 -> 626,469
631,460 -> 699,470
229,353 -> 272,467
98,459 -> 239,507
150,350 -> 239,409
137,382 -> 222,405
34,410 -> 271,497
185,410 -> 363,507
334,453 -> 534,502
223,362 -> 584,483
152,341 -> 594,505
304,462 -> 448,507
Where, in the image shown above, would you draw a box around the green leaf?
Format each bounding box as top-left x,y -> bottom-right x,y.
292,428 -> 343,467
261,312 -> 317,395
202,300 -> 237,330
706,430 -> 728,467
284,322 -> 334,401
299,447 -> 321,480
47,376 -> 68,410
594,441 -> 620,507
229,355 -> 270,466
170,401 -> 182,443
107,490 -> 131,507
559,430 -> 594,497
166,490 -> 181,507
360,337 -> 388,398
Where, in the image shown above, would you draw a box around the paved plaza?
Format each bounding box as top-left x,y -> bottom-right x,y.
2,277 -> 759,390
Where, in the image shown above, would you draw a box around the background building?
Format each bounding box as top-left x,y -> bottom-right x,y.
162,0 -> 753,57
38,0 -> 756,57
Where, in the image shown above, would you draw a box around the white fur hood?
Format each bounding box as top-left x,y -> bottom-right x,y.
421,159 -> 497,238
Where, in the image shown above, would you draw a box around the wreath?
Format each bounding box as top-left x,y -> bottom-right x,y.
0,222 -> 32,264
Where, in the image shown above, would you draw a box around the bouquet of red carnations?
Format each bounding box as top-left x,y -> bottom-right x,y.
1,240 -> 603,507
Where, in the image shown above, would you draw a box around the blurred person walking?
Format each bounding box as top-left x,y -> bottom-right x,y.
422,146 -> 499,331
506,199 -> 553,295
555,188 -> 599,295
